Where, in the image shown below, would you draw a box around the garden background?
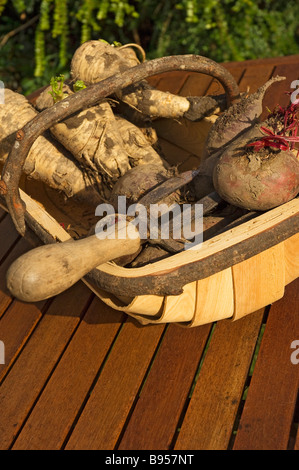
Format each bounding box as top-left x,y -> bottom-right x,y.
0,0 -> 298,95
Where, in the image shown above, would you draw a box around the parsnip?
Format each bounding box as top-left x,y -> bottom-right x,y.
0,89 -> 101,205
35,81 -> 168,197
70,40 -> 223,120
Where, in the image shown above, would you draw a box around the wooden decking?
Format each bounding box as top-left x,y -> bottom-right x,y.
0,54 -> 299,450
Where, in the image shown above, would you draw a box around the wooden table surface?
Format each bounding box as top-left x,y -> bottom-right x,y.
0,54 -> 299,451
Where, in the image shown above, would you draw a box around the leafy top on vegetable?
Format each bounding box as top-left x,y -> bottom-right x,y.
98,38 -> 122,47
49,75 -> 87,103
49,74 -> 68,103
247,99 -> 299,156
73,80 -> 86,92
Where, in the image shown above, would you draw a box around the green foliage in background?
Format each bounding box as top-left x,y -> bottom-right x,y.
0,0 -> 298,95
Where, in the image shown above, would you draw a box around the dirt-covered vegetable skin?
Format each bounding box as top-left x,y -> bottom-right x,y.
205,76 -> 286,156
0,89 -> 101,205
70,40 -> 223,121
213,147 -> 299,210
35,76 -> 167,199
209,77 -> 299,210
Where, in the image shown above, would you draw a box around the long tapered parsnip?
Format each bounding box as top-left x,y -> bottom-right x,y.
70,40 -> 224,120
35,82 -> 168,197
0,89 -> 101,204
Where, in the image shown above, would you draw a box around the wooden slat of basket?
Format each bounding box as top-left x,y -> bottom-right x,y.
93,269 -> 233,327
92,197 -> 299,297
65,320 -> 165,450
20,188 -> 71,243
0,299 -> 46,384
12,297 -> 124,450
232,242 -> 285,321
0,238 -> 33,319
118,322 -> 212,450
151,66 -> 221,160
157,281 -> 197,323
153,116 -> 216,159
82,283 -> 165,323
174,309 -> 265,450
284,232 -> 299,285
157,138 -> 201,168
0,281 -> 93,450
187,267 -> 234,327
233,278 -> 299,450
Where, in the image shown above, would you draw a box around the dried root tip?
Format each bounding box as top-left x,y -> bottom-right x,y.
206,75 -> 286,155
184,94 -> 227,121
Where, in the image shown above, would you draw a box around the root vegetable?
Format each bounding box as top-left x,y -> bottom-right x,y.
212,91 -> 299,211
205,76 -> 286,156
70,40 -> 227,120
213,146 -> 299,210
35,78 -> 168,198
3,52 -> 240,236
0,89 -> 101,205
110,163 -> 178,206
114,115 -> 164,165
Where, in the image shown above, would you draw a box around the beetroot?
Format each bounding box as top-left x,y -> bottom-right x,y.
213,146 -> 299,210
211,79 -> 299,211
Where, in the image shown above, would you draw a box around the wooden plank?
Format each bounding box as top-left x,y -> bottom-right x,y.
65,320 -> 165,450
237,63 -> 274,93
203,66 -> 245,96
118,323 -> 212,450
174,309 -> 264,450
0,238 -> 33,319
233,278 -> 299,450
178,71 -> 214,97
149,71 -> 190,93
12,297 -> 124,450
223,54 -> 299,69
261,61 -> 299,120
0,299 -> 46,382
0,282 -> 93,450
0,215 -> 20,263
0,207 -> 6,220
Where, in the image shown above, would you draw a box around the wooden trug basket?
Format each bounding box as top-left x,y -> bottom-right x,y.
2,73 -> 299,328
6,112 -> 298,328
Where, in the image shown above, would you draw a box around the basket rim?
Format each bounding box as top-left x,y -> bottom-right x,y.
87,197 -> 299,296
2,188 -> 297,297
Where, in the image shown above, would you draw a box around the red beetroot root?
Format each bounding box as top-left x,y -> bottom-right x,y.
213,148 -> 299,211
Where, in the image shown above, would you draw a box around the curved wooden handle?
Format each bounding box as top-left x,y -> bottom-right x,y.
6,222 -> 140,302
